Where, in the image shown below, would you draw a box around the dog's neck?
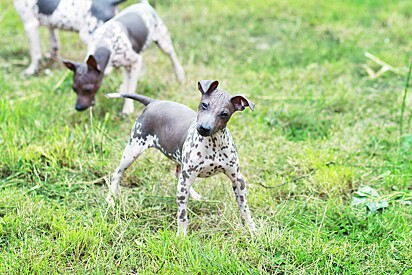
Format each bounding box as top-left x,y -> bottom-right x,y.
93,46 -> 111,75
198,127 -> 230,148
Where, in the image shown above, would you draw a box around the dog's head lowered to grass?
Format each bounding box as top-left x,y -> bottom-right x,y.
63,48 -> 110,111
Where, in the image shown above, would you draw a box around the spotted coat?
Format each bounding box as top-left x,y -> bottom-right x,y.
63,2 -> 185,114
87,2 -> 176,72
14,0 -> 124,75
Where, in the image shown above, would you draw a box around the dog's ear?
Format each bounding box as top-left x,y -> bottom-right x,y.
62,60 -> 79,72
86,55 -> 101,73
231,95 -> 255,112
198,80 -> 219,94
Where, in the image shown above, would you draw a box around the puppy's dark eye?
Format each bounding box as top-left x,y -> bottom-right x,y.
201,102 -> 208,110
220,112 -> 229,118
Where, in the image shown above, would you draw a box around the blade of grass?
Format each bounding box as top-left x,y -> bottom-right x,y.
399,58 -> 412,148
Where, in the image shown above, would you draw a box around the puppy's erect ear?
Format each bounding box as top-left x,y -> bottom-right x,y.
198,80 -> 219,94
62,60 -> 79,72
231,95 -> 255,112
86,55 -> 101,73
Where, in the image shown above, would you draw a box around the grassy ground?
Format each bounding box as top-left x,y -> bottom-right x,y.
1,0 -> 412,273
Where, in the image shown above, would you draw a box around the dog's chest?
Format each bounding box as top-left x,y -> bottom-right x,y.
181,127 -> 239,178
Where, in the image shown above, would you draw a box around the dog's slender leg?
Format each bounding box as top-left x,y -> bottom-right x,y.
106,132 -> 148,205
226,170 -> 256,232
120,69 -> 133,115
118,71 -> 127,94
189,187 -> 202,201
48,27 -> 60,61
175,164 -> 201,200
121,55 -> 142,115
21,17 -> 41,76
154,20 -> 185,83
176,171 -> 196,236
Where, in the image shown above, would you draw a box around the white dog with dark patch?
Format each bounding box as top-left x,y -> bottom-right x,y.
63,1 -> 185,115
14,0 -> 126,76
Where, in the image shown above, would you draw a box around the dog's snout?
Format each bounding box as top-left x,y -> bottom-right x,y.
75,96 -> 94,112
197,124 -> 212,136
75,104 -> 89,111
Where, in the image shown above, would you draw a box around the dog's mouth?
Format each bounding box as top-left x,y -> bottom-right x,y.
75,99 -> 95,112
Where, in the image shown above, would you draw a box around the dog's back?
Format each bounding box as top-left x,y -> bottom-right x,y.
15,0 -> 90,31
14,0 -> 126,36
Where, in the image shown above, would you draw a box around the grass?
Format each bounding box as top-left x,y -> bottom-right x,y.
1,0 -> 412,273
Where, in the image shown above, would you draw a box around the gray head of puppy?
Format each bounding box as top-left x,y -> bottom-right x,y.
63,48 -> 110,111
196,80 -> 254,137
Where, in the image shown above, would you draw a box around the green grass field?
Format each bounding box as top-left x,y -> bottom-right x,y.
1,0 -> 412,273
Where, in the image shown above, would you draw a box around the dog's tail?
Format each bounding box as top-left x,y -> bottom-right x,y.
140,0 -> 149,4
106,93 -> 154,106
110,0 -> 127,5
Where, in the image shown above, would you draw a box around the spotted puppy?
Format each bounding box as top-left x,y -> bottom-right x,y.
63,1 -> 185,114
106,80 -> 256,235
14,0 -> 126,76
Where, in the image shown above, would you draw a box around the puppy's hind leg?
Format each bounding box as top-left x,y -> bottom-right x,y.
106,126 -> 149,205
154,19 -> 185,83
48,27 -> 60,61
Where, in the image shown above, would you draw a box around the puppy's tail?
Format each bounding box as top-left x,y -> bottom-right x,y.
106,93 -> 154,106
140,0 -> 149,4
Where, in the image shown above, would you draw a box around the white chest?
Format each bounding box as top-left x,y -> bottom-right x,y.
181,127 -> 239,178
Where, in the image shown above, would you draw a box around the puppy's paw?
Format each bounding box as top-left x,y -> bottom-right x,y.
175,66 -> 185,83
22,66 -> 37,77
106,193 -> 115,207
176,223 -> 188,237
189,188 -> 202,201
121,101 -> 134,116
248,220 -> 258,234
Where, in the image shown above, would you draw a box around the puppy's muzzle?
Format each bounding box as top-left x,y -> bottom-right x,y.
75,99 -> 95,111
197,124 -> 212,136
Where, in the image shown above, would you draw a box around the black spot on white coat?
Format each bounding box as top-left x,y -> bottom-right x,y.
37,0 -> 60,15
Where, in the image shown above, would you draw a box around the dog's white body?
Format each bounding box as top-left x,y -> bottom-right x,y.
14,0 -> 123,75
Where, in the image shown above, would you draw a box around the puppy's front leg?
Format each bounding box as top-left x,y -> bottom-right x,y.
176,171 -> 196,236
48,27 -> 60,61
175,164 -> 202,200
121,55 -> 142,115
154,19 -> 185,83
226,170 -> 256,232
21,18 -> 41,76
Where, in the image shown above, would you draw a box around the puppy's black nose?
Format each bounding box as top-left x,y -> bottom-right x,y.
75,104 -> 89,111
197,124 -> 212,136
